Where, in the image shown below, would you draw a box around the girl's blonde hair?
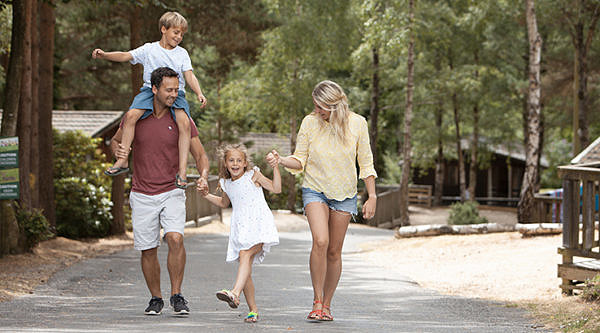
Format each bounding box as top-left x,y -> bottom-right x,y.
312,80 -> 351,144
217,144 -> 253,181
159,12 -> 188,33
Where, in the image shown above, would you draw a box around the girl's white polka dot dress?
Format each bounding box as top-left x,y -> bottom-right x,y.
220,166 -> 279,264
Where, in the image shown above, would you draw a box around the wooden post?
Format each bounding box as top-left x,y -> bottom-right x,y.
487,168 -> 493,205
582,180 -> 594,250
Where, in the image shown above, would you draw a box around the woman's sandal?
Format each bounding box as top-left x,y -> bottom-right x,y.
306,300 -> 322,321
244,311 -> 258,323
216,289 -> 239,309
320,305 -> 333,321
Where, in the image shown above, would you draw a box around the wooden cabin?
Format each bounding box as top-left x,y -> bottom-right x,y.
411,140 -> 549,206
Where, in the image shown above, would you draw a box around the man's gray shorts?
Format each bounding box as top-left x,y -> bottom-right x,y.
129,188 -> 186,251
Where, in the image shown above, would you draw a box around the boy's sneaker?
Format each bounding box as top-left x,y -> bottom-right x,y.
170,293 -> 190,315
144,296 -> 164,315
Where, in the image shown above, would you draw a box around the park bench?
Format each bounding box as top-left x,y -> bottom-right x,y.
557,162 -> 600,294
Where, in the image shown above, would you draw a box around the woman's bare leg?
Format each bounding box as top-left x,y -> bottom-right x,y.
305,202 -> 330,311
322,210 -> 350,312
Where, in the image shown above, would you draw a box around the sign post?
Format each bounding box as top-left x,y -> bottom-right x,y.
0,137 -> 19,200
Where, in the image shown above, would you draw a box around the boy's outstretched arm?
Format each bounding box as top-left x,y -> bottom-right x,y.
92,49 -> 133,62
183,70 -> 207,107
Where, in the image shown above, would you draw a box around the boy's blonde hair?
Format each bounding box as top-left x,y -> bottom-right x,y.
312,80 -> 352,145
217,144 -> 253,181
159,11 -> 188,33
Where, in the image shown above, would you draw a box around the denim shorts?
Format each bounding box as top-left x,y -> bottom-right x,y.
129,86 -> 190,121
301,187 -> 358,215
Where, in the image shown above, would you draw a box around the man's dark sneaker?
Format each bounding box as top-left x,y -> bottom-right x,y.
144,296 -> 164,315
170,293 -> 189,315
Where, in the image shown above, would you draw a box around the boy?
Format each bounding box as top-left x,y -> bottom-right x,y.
92,11 -> 206,188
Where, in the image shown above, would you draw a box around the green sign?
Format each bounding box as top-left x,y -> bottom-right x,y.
0,137 -> 19,199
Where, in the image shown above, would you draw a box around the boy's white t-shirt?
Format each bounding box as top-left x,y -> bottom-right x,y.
129,41 -> 193,91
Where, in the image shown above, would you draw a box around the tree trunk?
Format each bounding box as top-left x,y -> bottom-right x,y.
433,57 -> 444,206
1,0 -> 27,256
18,0 -> 33,211
468,51 -> 479,201
570,0 -> 600,155
30,0 -> 40,209
519,0 -> 542,223
452,91 -> 466,202
369,47 -> 380,170
286,109 -> 298,212
110,5 -> 143,236
38,0 -> 55,228
398,0 -> 414,227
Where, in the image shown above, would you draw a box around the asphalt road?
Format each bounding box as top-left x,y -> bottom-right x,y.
0,224 -> 549,332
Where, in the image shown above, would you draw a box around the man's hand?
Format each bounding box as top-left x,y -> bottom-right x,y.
196,176 -> 209,196
92,48 -> 105,59
197,94 -> 207,108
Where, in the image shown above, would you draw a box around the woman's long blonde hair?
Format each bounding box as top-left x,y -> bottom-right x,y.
312,80 -> 352,144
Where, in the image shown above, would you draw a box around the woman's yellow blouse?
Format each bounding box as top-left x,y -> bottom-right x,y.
287,112 -> 377,201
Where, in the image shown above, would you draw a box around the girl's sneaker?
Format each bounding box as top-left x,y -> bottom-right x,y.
144,296 -> 164,315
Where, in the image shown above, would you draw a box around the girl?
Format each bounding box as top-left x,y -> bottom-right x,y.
200,144 -> 281,323
267,80 -> 377,321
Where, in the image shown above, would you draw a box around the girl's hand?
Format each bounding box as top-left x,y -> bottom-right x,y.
266,150 -> 280,168
92,48 -> 105,59
197,93 -> 207,108
362,196 -> 377,219
196,177 -> 209,196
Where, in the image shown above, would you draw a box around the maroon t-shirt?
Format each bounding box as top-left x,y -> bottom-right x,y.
128,114 -> 199,195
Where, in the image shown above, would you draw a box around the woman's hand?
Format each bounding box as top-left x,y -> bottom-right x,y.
266,150 -> 280,167
362,195 -> 377,219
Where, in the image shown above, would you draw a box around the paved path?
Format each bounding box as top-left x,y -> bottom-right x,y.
0,221 -> 547,332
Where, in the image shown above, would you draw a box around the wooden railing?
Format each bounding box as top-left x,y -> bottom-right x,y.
369,186 -> 401,229
408,184 -> 432,207
557,162 -> 600,294
185,175 -> 221,226
368,184 -> 432,229
533,194 -> 562,223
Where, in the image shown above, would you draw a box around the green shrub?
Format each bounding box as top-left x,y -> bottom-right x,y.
582,274 -> 600,303
53,130 -> 114,238
15,204 -> 53,250
54,177 -> 113,238
447,201 -> 488,225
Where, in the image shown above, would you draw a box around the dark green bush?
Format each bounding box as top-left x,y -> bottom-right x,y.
54,177 -> 113,238
447,201 -> 488,225
53,130 -> 113,238
582,275 -> 600,303
15,204 -> 53,250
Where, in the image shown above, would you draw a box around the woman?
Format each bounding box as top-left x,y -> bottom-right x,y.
267,80 -> 377,321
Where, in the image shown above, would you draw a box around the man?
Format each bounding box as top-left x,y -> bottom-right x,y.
110,67 -> 209,315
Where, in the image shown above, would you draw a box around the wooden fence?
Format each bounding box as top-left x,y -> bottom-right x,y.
185,175 -> 221,226
533,194 -> 562,223
557,162 -> 600,294
368,184 -> 432,229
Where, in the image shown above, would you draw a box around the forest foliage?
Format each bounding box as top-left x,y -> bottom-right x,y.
1,0 -> 599,189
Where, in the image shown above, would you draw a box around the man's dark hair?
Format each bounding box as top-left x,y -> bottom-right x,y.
151,67 -> 179,89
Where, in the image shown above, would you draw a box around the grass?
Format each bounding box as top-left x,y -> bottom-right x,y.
524,297 -> 600,332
